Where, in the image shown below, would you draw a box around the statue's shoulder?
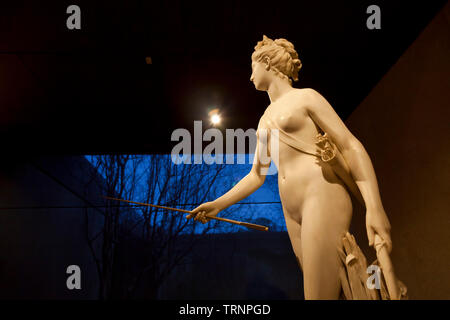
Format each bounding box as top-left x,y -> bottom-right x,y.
288,88 -> 320,110
293,88 -> 327,108
288,87 -> 317,100
295,87 -> 319,97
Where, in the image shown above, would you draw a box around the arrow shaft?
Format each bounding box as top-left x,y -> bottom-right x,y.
103,196 -> 268,231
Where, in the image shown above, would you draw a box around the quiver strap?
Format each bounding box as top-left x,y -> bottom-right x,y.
258,110 -> 364,205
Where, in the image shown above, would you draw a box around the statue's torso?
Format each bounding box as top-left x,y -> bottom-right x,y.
259,89 -> 350,223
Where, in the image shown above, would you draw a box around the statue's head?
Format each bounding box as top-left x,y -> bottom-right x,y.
250,35 -> 302,91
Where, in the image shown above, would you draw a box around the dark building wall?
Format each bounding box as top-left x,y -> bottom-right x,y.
0,156 -> 104,299
157,232 -> 304,300
344,3 -> 450,299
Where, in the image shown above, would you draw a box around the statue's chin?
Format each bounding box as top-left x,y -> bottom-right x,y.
254,84 -> 265,91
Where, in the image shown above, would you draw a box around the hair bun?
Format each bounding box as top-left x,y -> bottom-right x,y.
255,35 -> 274,51
292,58 -> 302,68
253,35 -> 303,83
274,39 -> 296,55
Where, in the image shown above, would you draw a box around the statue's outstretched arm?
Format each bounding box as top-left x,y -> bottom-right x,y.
213,126 -> 271,211
187,124 -> 270,222
304,88 -> 392,251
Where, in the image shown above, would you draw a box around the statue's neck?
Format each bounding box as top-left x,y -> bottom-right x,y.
267,79 -> 294,103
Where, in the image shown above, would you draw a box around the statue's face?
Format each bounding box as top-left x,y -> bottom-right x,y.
250,60 -> 270,91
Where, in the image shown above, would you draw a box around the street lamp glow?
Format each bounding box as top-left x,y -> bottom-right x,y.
211,114 -> 221,125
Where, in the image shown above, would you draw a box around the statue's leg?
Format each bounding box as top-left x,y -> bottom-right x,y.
300,194 -> 352,300
284,214 -> 303,269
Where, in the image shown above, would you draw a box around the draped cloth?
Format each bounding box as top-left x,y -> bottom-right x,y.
258,109 -> 408,300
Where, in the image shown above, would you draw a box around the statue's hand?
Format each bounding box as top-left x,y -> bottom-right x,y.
186,201 -> 220,224
366,208 -> 392,253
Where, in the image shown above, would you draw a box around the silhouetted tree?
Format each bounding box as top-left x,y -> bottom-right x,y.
84,154 -> 241,299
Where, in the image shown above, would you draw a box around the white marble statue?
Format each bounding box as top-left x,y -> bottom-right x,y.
187,35 -> 393,300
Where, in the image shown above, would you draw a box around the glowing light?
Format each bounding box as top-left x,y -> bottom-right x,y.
208,108 -> 221,126
211,114 -> 221,125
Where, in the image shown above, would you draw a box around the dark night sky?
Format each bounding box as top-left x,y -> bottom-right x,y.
0,0 -> 447,154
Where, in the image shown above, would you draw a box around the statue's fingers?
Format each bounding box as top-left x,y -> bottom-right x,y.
385,238 -> 393,254
367,226 -> 375,247
194,211 -> 203,221
191,206 -> 202,214
378,229 -> 393,253
188,212 -> 196,219
186,210 -> 199,219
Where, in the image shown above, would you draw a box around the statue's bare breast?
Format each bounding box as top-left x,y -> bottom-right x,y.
261,89 -> 349,222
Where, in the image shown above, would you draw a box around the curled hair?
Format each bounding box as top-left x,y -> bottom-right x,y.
251,35 -> 302,84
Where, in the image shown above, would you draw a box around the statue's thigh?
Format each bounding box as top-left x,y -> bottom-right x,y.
284,214 -> 303,268
300,198 -> 351,299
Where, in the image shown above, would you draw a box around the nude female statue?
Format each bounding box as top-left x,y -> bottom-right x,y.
186,35 -> 392,300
